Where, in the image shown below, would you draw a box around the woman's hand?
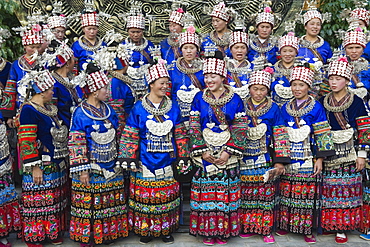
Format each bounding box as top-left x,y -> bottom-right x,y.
356,157 -> 366,172
202,151 -> 215,164
214,151 -> 230,166
274,163 -> 286,176
313,158 -> 323,176
32,166 -> 43,185
80,171 -> 90,186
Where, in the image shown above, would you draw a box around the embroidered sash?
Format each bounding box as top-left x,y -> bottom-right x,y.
329,93 -> 351,130
246,97 -> 269,126
172,46 -> 181,60
140,49 -> 153,64
179,59 -> 203,89
292,97 -> 313,127
309,47 -> 323,63
204,88 -> 228,125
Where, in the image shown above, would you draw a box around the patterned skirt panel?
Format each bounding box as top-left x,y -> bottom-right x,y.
0,160 -> 21,237
277,173 -> 319,235
128,173 -> 180,238
361,168 -> 370,233
190,167 -> 241,239
240,167 -> 276,236
321,163 -> 362,232
21,162 -> 68,244
70,173 -> 128,245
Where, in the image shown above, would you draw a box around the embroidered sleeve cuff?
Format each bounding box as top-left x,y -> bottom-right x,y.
191,146 -> 209,157
356,116 -> 370,146
224,145 -> 243,157
273,125 -> 290,158
358,150 -> 367,158
313,121 -> 334,152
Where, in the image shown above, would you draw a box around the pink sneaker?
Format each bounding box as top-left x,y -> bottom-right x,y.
263,234 -> 275,244
203,238 -> 215,246
276,229 -> 289,236
215,238 -> 228,245
304,235 -> 316,243
239,233 -> 258,238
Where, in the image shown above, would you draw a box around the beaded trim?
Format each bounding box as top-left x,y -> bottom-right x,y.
125,37 -> 148,51
80,100 -> 111,121
176,57 -> 203,74
167,36 -> 179,47
352,57 -> 369,75
249,35 -> 275,54
18,55 -> 38,72
141,94 -> 172,116
108,70 -> 133,85
245,97 -> 272,117
323,92 -> 354,113
299,35 -> 324,49
286,96 -> 316,117
28,102 -> 58,117
226,59 -> 251,74
202,85 -> 234,106
274,60 -> 293,78
78,36 -> 103,52
51,72 -> 75,89
210,30 -> 231,47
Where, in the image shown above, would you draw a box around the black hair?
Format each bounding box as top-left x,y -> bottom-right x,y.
85,62 -> 100,74
205,50 -> 224,60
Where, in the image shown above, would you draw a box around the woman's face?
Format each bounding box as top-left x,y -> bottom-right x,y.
231,43 -> 248,62
204,73 -> 224,92
257,23 -> 273,39
95,85 -> 109,102
280,46 -> 297,64
65,56 -> 75,73
169,22 -> 183,33
249,84 -> 268,103
212,17 -> 228,32
52,27 -> 66,41
83,26 -> 99,40
291,80 -> 309,100
128,28 -> 144,43
24,44 -> 41,57
328,75 -> 348,93
42,86 -> 54,103
345,44 -> 364,61
305,18 -> 321,37
357,20 -> 367,29
181,44 -> 198,62
150,77 -> 169,98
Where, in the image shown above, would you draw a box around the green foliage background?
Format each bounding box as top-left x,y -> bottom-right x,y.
0,0 -> 22,62
294,0 -> 359,49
